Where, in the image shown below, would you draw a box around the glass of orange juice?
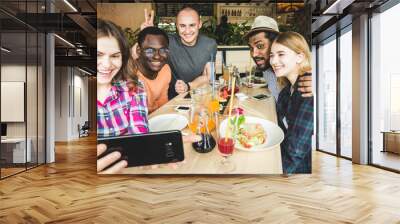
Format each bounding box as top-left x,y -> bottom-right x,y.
208,84 -> 220,114
189,106 -> 216,133
188,104 -> 199,133
222,64 -> 232,82
208,99 -> 219,113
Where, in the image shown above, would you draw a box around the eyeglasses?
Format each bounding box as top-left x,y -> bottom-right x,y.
143,48 -> 169,57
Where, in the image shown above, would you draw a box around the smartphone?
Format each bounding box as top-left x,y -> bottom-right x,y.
97,130 -> 184,168
252,94 -> 270,100
175,105 -> 190,112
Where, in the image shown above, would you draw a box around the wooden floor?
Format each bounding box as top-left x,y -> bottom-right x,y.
372,150 -> 400,171
1,135 -> 400,223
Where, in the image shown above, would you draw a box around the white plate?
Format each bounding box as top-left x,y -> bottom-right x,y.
148,114 -> 188,132
241,77 -> 267,88
219,116 -> 284,152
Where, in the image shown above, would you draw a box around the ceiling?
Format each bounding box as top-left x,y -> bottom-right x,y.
0,0 -> 96,74
310,0 -> 390,43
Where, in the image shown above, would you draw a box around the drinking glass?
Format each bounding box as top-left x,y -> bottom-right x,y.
189,104 -> 215,134
191,85 -> 212,108
215,115 -> 236,173
208,84 -> 220,114
245,66 -> 255,88
222,64 -> 232,82
244,66 -> 255,95
191,109 -> 216,153
188,104 -> 199,133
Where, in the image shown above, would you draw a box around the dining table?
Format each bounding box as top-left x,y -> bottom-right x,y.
122,85 -> 283,174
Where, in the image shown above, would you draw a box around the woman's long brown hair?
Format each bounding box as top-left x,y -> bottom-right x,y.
97,19 -> 139,91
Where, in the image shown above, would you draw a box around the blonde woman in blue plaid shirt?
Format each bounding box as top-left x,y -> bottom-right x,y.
270,32 -> 314,174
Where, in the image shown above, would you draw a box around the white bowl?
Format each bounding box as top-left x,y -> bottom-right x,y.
219,116 -> 284,152
148,114 -> 188,132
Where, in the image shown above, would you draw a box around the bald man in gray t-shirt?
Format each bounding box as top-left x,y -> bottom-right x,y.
136,7 -> 218,99
167,33 -> 217,98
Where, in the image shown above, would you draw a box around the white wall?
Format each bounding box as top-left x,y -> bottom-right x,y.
54,67 -> 89,141
72,72 -> 89,138
1,63 -> 46,164
55,66 -> 69,141
1,65 -> 29,138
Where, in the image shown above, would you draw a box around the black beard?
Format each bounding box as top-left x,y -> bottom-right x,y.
253,57 -> 272,71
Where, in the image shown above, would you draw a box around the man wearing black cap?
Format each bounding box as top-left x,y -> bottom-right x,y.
245,16 -> 313,101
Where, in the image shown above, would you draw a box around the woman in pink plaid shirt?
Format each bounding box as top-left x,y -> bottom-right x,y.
96,19 -> 200,174
97,19 -> 150,173
97,19 -> 149,138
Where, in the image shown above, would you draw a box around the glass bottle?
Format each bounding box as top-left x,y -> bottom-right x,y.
192,110 -> 216,153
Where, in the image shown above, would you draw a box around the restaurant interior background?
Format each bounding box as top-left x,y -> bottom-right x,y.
97,2 -> 312,174
98,2 -> 311,75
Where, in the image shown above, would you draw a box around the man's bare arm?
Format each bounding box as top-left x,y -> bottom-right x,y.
298,74 -> 313,97
187,62 -> 211,89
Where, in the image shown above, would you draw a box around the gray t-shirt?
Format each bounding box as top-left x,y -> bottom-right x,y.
167,34 -> 217,98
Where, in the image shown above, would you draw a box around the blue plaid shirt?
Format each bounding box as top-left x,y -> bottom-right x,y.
277,74 -> 314,174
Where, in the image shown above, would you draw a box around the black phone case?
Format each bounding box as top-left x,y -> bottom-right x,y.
253,94 -> 269,100
98,130 -> 184,167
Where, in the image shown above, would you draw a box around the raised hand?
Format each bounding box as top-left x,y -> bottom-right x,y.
141,8 -> 154,30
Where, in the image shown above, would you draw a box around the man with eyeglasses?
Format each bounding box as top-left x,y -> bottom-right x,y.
138,6 -> 217,99
135,26 -> 171,113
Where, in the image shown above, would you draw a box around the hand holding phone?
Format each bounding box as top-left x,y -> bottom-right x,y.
97,144 -> 127,174
97,130 -> 184,168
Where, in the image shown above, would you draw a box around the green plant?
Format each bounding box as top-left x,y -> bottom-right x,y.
201,18 -> 251,46
123,21 -> 174,47
200,17 -> 218,40
123,27 -> 140,47
124,18 -> 251,47
158,23 -> 176,35
224,21 -> 251,45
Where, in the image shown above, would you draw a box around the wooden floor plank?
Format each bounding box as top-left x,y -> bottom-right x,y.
0,135 -> 400,223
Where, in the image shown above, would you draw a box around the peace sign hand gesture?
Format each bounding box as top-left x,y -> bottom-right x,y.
140,8 -> 154,30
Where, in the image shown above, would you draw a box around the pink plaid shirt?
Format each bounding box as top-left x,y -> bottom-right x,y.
97,80 -> 149,138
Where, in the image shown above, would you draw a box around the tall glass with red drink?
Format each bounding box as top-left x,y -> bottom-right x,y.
215,136 -> 235,173
218,137 -> 234,156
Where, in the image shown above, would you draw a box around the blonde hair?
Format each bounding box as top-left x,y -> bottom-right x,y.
273,31 -> 312,87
